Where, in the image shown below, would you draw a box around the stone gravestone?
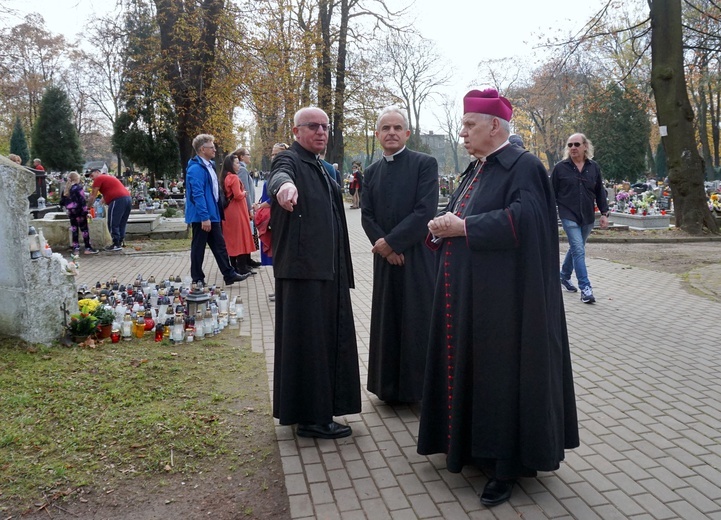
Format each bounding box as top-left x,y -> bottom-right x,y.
0,157 -> 77,344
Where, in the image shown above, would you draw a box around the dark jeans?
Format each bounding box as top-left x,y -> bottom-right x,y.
190,221 -> 234,282
107,196 -> 132,247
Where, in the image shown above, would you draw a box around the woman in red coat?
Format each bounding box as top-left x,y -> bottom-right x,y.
220,154 -> 256,275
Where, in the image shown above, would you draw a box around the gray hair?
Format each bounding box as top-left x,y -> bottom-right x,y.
562,133 -> 594,160
192,134 -> 215,153
478,113 -> 511,134
376,106 -> 409,132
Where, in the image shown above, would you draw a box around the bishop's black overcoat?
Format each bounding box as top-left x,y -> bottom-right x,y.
417,144 -> 579,475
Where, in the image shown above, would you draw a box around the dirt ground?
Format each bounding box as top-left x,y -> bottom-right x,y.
584,235 -> 719,274
10,232 -> 719,520
582,231 -> 721,302
11,409 -> 291,520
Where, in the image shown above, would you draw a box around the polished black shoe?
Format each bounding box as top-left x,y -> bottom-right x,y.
223,271 -> 251,285
480,478 -> 515,507
296,421 -> 352,439
247,259 -> 262,268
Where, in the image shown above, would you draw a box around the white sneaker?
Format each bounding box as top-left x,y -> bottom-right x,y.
580,287 -> 595,304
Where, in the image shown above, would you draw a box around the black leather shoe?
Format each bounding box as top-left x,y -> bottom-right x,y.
480,478 -> 514,507
296,421 -> 352,439
223,271 -> 251,285
247,259 -> 262,268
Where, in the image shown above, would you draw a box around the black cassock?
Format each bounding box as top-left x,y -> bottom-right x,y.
361,148 -> 439,402
417,145 -> 579,476
269,143 -> 361,425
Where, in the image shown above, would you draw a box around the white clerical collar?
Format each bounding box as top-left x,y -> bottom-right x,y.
383,146 -> 406,162
475,140 -> 511,165
490,140 -> 510,157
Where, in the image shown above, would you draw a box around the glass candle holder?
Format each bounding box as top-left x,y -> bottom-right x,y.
111,329 -> 121,343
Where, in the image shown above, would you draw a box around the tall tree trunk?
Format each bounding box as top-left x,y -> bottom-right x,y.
328,0 -> 349,166
317,0 -> 333,113
649,0 -> 717,233
694,57 -> 716,179
697,84 -> 715,179
646,141 -> 656,174
154,0 -> 224,174
711,88 -> 720,169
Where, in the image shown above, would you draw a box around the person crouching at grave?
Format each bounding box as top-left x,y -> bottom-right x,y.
60,171 -> 99,255
86,168 -> 132,251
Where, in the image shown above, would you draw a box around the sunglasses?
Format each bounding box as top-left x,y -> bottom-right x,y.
567,142 -> 583,148
298,122 -> 329,132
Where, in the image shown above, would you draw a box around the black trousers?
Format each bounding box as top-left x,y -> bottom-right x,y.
190,221 -> 234,282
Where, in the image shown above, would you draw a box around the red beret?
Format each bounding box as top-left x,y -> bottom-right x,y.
463,89 -> 513,121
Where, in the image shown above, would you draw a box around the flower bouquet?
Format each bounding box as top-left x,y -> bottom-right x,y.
68,298 -> 101,341
68,313 -> 99,341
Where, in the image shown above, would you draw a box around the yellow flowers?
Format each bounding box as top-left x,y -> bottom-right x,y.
78,298 -> 101,314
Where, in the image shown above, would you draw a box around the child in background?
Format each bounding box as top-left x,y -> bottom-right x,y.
60,171 -> 99,255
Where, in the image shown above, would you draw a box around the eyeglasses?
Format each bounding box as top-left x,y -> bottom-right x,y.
202,144 -> 216,150
297,122 -> 329,132
567,142 -> 583,148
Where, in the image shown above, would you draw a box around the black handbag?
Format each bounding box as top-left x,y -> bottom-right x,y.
221,189 -> 233,209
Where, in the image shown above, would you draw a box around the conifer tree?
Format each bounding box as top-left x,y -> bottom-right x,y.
10,116 -> 30,165
31,86 -> 83,171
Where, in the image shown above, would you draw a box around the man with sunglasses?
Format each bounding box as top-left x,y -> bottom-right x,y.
551,133 -> 609,304
267,107 -> 361,440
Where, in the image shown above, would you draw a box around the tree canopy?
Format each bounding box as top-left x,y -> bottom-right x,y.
4,0 -> 721,232
31,86 -> 83,172
583,83 -> 650,182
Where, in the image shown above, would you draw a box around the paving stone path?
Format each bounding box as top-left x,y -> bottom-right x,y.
78,195 -> 721,519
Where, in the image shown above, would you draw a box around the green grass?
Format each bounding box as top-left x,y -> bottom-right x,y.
0,331 -> 271,510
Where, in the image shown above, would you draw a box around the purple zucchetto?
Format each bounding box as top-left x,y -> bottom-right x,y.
463,89 -> 513,121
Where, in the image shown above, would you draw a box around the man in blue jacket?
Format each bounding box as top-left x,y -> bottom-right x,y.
185,134 -> 250,286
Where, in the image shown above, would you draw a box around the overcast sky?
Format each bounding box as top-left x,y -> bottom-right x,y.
12,0 -> 611,132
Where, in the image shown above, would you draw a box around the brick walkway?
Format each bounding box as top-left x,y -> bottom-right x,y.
77,193 -> 721,519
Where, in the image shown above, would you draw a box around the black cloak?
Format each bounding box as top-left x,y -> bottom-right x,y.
417,144 -> 579,475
